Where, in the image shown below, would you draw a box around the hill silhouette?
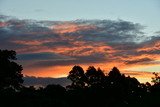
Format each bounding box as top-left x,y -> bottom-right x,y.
0,49 -> 160,107
23,76 -> 71,87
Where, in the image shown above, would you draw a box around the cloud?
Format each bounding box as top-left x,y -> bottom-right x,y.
50,22 -> 96,34
137,36 -> 160,55
17,52 -> 73,61
1,15 -> 160,79
31,53 -> 107,67
125,58 -> 154,65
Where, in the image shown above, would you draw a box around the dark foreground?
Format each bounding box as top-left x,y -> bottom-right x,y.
0,50 -> 160,107
1,66 -> 160,107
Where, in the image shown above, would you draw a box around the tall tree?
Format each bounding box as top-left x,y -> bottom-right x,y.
85,66 -> 105,87
67,66 -> 86,89
0,50 -> 23,90
108,67 -> 121,79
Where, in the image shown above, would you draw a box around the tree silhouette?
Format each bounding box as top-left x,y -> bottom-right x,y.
107,67 -> 140,90
44,84 -> 66,97
105,67 -> 124,89
108,67 -> 122,78
151,72 -> 160,85
0,50 -> 23,90
85,66 -> 105,88
150,72 -> 160,94
67,66 -> 86,89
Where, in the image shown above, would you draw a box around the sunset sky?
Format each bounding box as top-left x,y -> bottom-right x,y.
0,0 -> 160,83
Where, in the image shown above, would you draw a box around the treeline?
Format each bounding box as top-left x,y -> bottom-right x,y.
0,50 -> 160,107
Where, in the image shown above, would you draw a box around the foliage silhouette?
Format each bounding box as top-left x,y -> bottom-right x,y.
44,84 -> 66,97
85,66 -> 105,88
0,50 -> 23,90
67,65 -> 86,89
151,72 -> 160,85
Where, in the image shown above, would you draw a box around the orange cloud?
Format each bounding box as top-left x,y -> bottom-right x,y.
52,42 -> 115,56
137,41 -> 160,52
50,22 -> 96,34
12,39 -> 55,46
0,22 -> 9,27
13,40 -> 43,45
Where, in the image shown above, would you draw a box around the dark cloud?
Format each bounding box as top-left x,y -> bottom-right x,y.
68,20 -> 145,43
43,41 -> 73,48
31,53 -> 106,67
139,49 -> 160,55
136,36 -> 160,55
17,52 -> 72,61
154,31 -> 160,35
125,58 -> 154,65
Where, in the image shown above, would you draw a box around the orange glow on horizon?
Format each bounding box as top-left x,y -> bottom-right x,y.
21,59 -> 159,83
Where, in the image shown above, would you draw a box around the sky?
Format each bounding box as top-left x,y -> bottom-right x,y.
0,0 -> 160,83
0,0 -> 160,35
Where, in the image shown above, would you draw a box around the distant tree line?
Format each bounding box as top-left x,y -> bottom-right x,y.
0,49 -> 160,107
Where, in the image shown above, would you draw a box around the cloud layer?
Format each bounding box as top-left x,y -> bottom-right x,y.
0,15 -> 160,82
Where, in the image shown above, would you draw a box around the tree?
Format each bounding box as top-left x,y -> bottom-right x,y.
85,66 -> 105,87
0,50 -> 23,90
108,67 -> 121,78
67,66 -> 86,89
150,72 -> 160,93
151,72 -> 160,85
44,84 -> 66,97
107,67 -> 140,89
105,67 -> 123,87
